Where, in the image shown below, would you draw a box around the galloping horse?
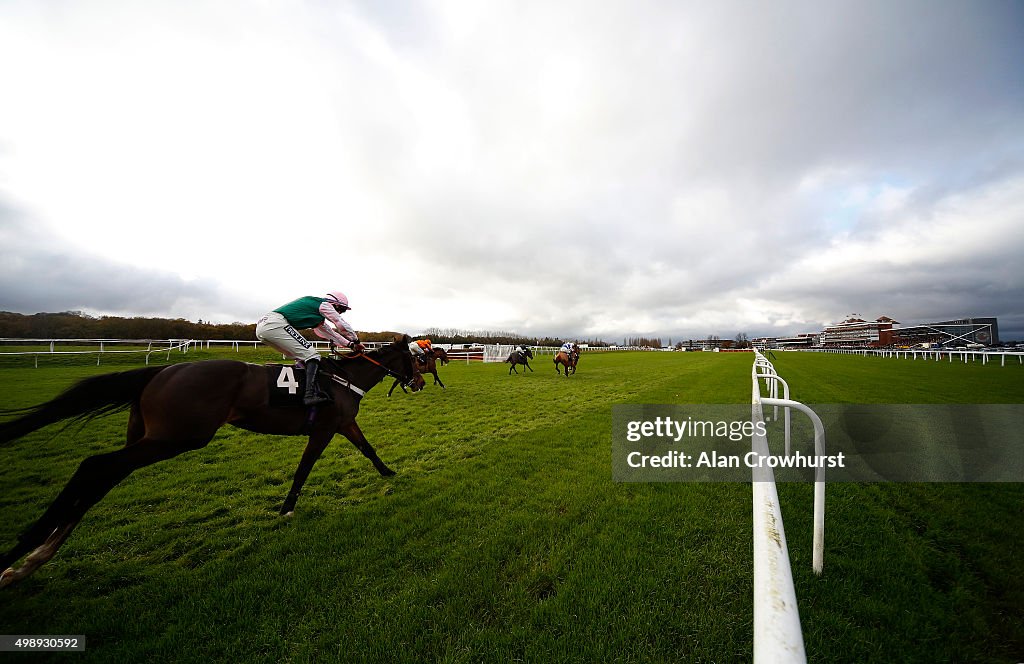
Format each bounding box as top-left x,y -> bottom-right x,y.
388,347 -> 449,396
505,347 -> 534,374
0,336 -> 424,588
553,349 -> 579,376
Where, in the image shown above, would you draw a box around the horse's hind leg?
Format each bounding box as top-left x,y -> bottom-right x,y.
0,518 -> 81,588
1,437 -> 209,588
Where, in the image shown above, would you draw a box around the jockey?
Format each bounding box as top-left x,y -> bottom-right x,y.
409,338 -> 433,363
559,341 -> 576,356
256,291 -> 365,406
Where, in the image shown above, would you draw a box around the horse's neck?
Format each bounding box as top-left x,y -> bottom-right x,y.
340,354 -> 393,391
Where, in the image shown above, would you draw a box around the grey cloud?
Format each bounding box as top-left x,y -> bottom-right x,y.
677,1 -> 1024,180
2,1 -> 1022,342
0,205 -> 247,321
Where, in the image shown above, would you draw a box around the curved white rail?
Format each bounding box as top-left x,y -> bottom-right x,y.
750,351 -> 827,663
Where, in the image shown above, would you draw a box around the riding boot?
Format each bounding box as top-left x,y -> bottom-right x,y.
303,358 -> 332,406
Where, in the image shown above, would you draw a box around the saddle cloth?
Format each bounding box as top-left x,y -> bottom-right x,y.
266,364 -> 311,408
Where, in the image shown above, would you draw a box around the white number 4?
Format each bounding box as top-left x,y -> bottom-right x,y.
277,366 -> 300,394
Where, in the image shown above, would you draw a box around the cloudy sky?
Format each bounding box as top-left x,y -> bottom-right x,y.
1,1 -> 1022,342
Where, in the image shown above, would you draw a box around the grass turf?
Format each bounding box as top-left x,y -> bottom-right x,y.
0,349 -> 1021,662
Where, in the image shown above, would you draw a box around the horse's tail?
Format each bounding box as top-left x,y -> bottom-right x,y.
0,366 -> 167,444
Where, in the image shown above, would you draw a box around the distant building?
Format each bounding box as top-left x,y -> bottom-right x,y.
889,317 -> 999,347
820,316 -> 898,348
775,333 -> 820,348
691,338 -> 730,351
690,315 -> 999,352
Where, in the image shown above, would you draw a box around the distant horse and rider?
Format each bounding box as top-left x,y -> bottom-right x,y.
0,335 -> 424,588
554,342 -> 580,377
504,346 -> 535,374
389,345 -> 449,395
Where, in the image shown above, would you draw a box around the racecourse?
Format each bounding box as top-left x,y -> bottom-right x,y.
0,349 -> 1021,662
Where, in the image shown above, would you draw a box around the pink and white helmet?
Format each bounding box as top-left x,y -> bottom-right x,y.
325,291 -> 351,309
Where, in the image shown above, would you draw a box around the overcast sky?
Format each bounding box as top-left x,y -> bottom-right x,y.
1,0 -> 1022,341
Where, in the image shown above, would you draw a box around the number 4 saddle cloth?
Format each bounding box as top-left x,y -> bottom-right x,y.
265,359 -> 361,408
266,364 -> 310,408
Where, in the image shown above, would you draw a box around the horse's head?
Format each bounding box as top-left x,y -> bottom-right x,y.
525,348 -> 535,359
434,348 -> 449,365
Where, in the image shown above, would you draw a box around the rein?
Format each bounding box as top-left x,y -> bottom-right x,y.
335,350 -> 419,388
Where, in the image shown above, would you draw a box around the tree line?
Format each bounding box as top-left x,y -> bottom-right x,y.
0,311 -> 408,343
623,336 -> 664,348
0,312 -> 617,346
0,311 -> 746,349
421,328 -> 611,347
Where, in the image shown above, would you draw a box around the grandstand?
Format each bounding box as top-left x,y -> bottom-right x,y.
758,315 -> 1001,350
820,316 -> 898,347
886,317 -> 999,347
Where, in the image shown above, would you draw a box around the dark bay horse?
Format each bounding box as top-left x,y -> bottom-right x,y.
505,347 -> 534,374
388,347 -> 449,396
553,350 -> 579,376
0,336 -> 424,588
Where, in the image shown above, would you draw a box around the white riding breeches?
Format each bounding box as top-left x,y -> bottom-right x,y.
256,311 -> 321,362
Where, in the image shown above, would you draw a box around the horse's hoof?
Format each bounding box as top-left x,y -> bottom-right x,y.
379,467 -> 397,477
0,567 -> 17,589
283,511 -> 294,518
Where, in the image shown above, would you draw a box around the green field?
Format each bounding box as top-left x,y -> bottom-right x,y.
0,349 -> 1022,662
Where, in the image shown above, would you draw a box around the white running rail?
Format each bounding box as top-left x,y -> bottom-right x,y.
751,351 -> 827,663
794,347 -> 1024,366
0,338 -> 194,366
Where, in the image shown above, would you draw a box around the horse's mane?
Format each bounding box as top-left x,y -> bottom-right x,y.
376,334 -> 412,353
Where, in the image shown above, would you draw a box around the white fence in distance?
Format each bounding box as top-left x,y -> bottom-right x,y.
1,338 -> 648,367
0,338 -> 195,366
793,347 -> 1024,366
